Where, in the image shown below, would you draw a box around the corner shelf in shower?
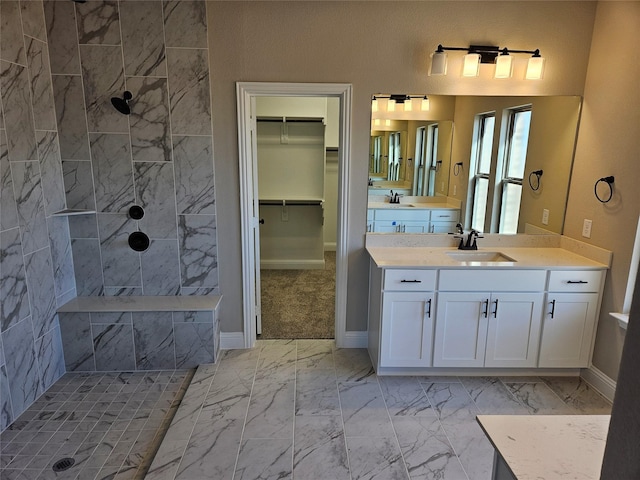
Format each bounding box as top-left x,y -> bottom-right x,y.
51,209 -> 96,217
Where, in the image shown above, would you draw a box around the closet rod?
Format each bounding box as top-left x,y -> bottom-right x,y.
259,199 -> 323,206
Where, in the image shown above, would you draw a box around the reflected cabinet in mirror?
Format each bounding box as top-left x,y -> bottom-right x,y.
368,94 -> 581,235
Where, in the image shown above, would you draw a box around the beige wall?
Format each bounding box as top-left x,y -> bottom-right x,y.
206,1 -> 597,333
564,1 -> 640,381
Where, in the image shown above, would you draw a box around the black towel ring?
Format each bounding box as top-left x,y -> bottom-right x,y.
594,176 -> 615,203
528,170 -> 543,191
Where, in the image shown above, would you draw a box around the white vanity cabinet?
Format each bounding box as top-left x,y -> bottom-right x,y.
428,209 -> 460,233
434,270 -> 546,368
369,267 -> 436,368
538,270 -> 604,368
368,206 -> 460,234
371,209 -> 430,233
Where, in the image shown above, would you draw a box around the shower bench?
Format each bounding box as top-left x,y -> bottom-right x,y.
57,295 -> 221,372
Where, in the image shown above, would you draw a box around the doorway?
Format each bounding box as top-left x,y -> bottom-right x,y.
237,83 -> 353,348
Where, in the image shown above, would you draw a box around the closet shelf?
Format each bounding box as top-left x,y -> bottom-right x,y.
51,209 -> 96,217
259,198 -> 324,206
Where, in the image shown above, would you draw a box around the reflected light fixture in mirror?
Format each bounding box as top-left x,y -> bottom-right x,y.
387,98 -> 396,112
372,97 -> 379,112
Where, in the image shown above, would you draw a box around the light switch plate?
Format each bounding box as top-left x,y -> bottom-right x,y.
582,219 -> 592,238
542,209 -> 549,225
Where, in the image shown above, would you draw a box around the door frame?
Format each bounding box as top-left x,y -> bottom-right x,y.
236,82 -> 353,348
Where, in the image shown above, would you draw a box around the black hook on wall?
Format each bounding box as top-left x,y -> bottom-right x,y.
595,176 -> 615,203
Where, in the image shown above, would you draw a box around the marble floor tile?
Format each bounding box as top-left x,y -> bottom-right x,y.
334,348 -> 376,383
339,381 -> 394,438
423,383 -> 479,423
2,340 -> 616,480
379,376 -> 436,417
459,377 -> 529,415
503,382 -> 577,415
438,416 -> 494,480
295,368 -> 341,416
392,416 -> 468,480
347,436 -> 409,480
234,438 -> 293,480
243,379 -> 294,439
293,415 -> 350,480
539,376 -> 612,414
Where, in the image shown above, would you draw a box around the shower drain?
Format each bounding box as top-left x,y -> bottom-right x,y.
52,457 -> 75,472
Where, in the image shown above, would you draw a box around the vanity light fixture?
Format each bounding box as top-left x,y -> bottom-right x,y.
429,44 -> 545,80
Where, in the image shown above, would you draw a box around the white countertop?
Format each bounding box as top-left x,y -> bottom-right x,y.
366,246 -> 608,269
477,415 -> 610,480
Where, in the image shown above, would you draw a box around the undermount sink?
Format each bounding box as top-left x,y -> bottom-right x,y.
446,251 -> 517,263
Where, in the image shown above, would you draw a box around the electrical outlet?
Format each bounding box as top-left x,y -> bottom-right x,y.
542,209 -> 549,225
582,219 -> 592,238
453,185 -> 457,196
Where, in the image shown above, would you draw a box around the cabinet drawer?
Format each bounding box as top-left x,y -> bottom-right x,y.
384,269 -> 437,291
429,209 -> 460,222
374,209 -> 430,222
439,269 -> 546,292
548,270 -> 604,292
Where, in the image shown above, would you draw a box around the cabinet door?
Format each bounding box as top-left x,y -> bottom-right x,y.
373,221 -> 400,233
434,292 -> 489,367
403,221 -> 430,233
538,293 -> 599,368
380,292 -> 434,367
485,293 -> 544,368
429,221 -> 458,234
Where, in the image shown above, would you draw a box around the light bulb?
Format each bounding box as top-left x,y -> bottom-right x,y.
494,54 -> 513,79
526,56 -> 545,80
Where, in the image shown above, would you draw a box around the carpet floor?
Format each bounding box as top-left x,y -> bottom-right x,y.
259,251 -> 335,339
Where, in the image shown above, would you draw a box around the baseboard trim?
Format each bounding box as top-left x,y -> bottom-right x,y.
340,331 -> 368,348
220,332 -> 245,350
581,365 -> 617,403
260,259 -> 325,270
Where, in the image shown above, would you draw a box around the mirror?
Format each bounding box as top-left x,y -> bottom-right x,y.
368,94 -> 582,235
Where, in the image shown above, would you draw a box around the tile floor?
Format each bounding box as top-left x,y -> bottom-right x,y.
147,340 -> 612,480
0,370 -> 191,480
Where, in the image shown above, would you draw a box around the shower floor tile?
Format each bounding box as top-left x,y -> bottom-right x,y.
0,370 -> 191,480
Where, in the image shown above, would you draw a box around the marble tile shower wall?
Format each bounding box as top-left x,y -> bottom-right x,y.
1,0 -> 72,431
45,0 -> 218,297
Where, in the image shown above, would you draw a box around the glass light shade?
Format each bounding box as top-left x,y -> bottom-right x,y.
404,99 -> 412,112
385,119 -> 391,127
462,53 -> 481,77
525,56 -> 545,80
421,97 -> 430,111
494,55 -> 513,79
429,51 -> 448,76
371,98 -> 378,112
374,118 -> 381,126
387,99 -> 395,112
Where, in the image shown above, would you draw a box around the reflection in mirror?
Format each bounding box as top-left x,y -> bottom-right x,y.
367,94 -> 582,235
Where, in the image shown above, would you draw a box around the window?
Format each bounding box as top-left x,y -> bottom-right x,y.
469,113 -> 495,231
414,124 -> 439,196
497,107 -> 532,233
388,132 -> 401,181
371,135 -> 382,173
414,127 -> 426,195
